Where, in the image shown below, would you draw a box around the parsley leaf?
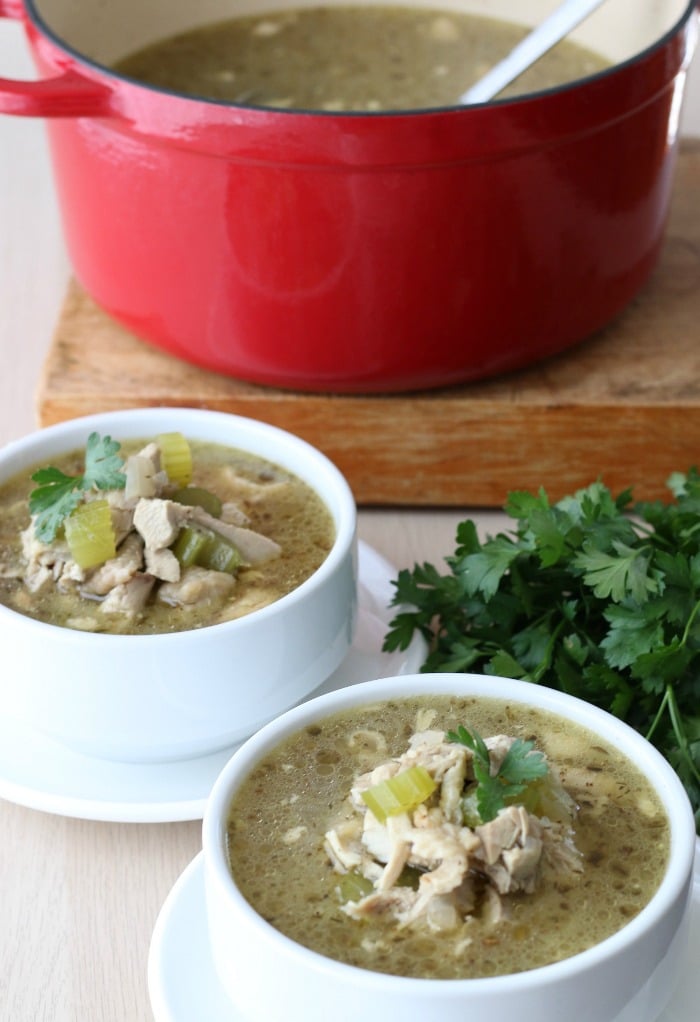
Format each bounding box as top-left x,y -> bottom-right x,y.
446,725 -> 548,823
385,473 -> 700,833
29,432 -> 125,542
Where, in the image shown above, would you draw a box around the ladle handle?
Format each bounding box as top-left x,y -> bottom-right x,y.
460,0 -> 610,104
0,1 -> 111,117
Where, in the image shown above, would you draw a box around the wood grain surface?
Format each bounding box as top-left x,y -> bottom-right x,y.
37,141 -> 700,508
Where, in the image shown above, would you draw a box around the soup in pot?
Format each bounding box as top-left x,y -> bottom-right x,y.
114,5 -> 611,112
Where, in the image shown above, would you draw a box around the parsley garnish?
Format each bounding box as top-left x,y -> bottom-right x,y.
385,475 -> 700,833
29,432 -> 126,542
446,725 -> 548,823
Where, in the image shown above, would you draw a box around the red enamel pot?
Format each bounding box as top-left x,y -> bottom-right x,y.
0,0 -> 698,393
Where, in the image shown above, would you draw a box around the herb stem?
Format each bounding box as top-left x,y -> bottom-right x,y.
646,684 -> 700,788
532,616 -> 566,683
645,687 -> 670,744
680,597 -> 700,647
665,684 -> 700,786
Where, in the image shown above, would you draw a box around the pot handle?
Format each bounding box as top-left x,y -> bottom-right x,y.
0,1 -> 112,117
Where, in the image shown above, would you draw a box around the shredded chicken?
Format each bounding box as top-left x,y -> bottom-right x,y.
326,725 -> 583,933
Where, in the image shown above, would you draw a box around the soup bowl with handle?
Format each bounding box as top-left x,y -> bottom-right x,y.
0,407 -> 357,762
202,672 -> 696,1022
0,0 -> 698,392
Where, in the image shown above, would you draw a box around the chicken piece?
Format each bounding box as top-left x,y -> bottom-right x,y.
133,498 -> 182,549
144,546 -> 181,583
406,822 -> 468,910
502,833 -> 543,893
82,533 -> 144,596
23,563 -> 54,592
324,819 -> 365,873
402,730 -> 469,782
540,820 -> 584,875
475,807 -> 523,865
475,806 -> 544,894
158,565 -> 236,607
342,886 -> 418,923
20,523 -> 84,591
376,815 -> 413,891
483,734 -> 516,763
124,442 -> 164,500
439,757 -> 468,825
109,505 -> 136,546
99,573 -> 155,617
188,507 -> 281,564
360,806 -> 396,863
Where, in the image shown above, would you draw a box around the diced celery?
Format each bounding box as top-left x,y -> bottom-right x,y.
361,765 -> 437,823
337,871 -> 374,903
171,524 -> 241,575
158,432 -> 193,486
171,486 -> 222,517
200,533 -> 241,574
171,525 -> 210,568
64,499 -> 117,569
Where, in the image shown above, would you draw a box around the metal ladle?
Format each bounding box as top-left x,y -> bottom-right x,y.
459,0 -> 611,104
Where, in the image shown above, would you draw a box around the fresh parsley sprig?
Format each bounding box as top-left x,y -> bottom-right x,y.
29,432 -> 126,542
446,725 -> 548,823
385,475 -> 700,833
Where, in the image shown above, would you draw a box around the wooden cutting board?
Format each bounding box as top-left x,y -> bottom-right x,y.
37,140 -> 700,508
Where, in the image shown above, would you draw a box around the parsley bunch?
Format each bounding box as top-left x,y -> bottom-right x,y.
29,432 -> 126,543
385,475 -> 700,832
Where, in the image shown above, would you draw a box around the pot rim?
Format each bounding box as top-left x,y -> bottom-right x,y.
23,0 -> 700,120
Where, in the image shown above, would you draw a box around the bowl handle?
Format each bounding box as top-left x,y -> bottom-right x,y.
0,1 -> 112,117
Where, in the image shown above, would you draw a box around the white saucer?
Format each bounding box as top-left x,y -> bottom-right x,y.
149,843 -> 700,1022
0,541 -> 426,823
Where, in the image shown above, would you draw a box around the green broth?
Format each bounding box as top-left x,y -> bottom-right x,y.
114,6 -> 610,112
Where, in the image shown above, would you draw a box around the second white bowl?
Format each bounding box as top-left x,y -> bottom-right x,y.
0,408 -> 357,762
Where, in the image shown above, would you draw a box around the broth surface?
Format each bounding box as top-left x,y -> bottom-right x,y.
114,6 -> 611,111
0,439 -> 334,635
227,695 -> 669,979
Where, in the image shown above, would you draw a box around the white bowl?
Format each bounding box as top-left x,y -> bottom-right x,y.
0,408 -> 357,762
202,673 -> 696,1022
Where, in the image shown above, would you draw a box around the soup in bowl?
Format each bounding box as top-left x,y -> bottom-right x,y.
202,673 -> 696,1022
0,407 -> 357,762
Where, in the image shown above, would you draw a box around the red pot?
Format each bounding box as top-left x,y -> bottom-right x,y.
0,0 -> 698,393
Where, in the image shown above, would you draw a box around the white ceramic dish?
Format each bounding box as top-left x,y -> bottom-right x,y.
0,407 -> 357,762
0,541 -> 425,822
149,843 -> 700,1022
202,673 -> 696,1022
